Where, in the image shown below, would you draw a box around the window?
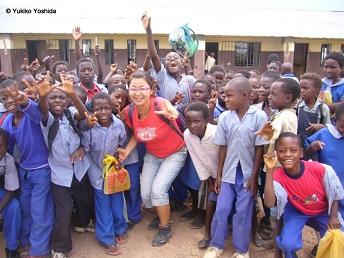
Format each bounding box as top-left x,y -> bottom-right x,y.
105,40 -> 114,64
82,40 -> 91,56
127,40 -> 136,64
234,42 -> 261,66
320,44 -> 331,65
59,40 -> 70,63
341,44 -> 344,55
154,40 -> 159,54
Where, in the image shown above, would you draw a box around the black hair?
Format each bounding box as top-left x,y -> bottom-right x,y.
76,58 -> 95,73
194,79 -> 212,93
108,85 -> 128,95
209,65 -> 226,75
323,52 -> 344,68
236,70 -> 251,79
276,132 -> 302,149
40,71 -> 56,85
128,70 -> 157,96
74,85 -> 87,96
51,61 -> 69,75
12,71 -> 34,89
269,61 -> 282,71
202,73 -> 216,79
300,73 -> 322,90
218,82 -> 227,89
0,128 -> 9,143
91,92 -> 111,110
185,102 -> 209,120
250,75 -> 261,80
261,70 -> 281,82
0,79 -> 24,91
335,102 -> 344,120
275,77 -> 301,103
251,70 -> 261,76
267,53 -> 280,64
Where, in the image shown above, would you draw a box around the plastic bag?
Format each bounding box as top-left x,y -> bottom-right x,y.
316,229 -> 344,258
168,24 -> 199,57
102,154 -> 130,194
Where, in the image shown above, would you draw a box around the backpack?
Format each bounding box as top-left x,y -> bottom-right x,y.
47,109 -> 82,154
127,99 -> 186,139
168,24 -> 199,58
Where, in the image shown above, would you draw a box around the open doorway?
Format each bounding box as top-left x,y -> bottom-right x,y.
26,40 -> 47,63
205,42 -> 219,65
293,43 -> 309,79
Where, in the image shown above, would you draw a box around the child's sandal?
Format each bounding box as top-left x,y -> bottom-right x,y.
102,243 -> 122,256
116,232 -> 129,244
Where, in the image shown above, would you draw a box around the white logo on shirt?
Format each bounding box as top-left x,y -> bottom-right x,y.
137,127 -> 157,141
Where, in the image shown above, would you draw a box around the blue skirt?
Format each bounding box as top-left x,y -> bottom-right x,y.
177,153 -> 201,190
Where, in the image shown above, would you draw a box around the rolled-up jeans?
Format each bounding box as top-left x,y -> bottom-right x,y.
141,146 -> 187,208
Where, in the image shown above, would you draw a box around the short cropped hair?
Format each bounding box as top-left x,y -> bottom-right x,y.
275,78 -> 301,103
335,102 -> 344,120
185,102 -> 209,120
90,92 -> 111,110
324,52 -> 344,68
276,132 -> 302,149
300,73 -> 322,90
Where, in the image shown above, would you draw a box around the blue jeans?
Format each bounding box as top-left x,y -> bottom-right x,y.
141,147 -> 187,208
0,189 -> 21,251
94,188 -> 127,247
210,164 -> 254,252
124,162 -> 142,222
18,166 -> 54,256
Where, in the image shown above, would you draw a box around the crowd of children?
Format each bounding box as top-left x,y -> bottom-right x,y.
0,11 -> 344,258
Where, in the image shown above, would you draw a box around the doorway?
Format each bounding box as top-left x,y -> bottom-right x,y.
205,42 -> 219,65
26,40 -> 47,63
293,43 -> 309,79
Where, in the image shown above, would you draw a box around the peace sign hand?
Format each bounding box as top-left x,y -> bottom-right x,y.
154,99 -> 179,120
7,82 -> 28,106
58,73 -> 75,95
21,79 -> 38,101
35,71 -> 58,98
85,112 -> 98,127
208,90 -> 218,109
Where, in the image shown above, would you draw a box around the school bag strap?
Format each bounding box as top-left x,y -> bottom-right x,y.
47,109 -> 82,154
295,102 -> 324,125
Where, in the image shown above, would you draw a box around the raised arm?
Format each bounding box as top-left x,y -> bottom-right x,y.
263,151 -> 278,208
73,26 -> 82,61
141,11 -> 161,72
94,45 -> 103,84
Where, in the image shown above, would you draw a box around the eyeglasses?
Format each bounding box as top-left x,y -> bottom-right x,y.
128,87 -> 150,93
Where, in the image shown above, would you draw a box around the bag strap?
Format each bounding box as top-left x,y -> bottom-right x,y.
184,77 -> 192,103
188,27 -> 199,48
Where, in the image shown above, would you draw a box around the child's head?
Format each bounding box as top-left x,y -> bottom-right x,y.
192,79 -> 212,103
234,70 -> 251,79
0,128 -> 9,160
323,52 -> 344,81
76,58 -> 95,84
209,65 -> 226,88
66,74 -> 78,87
299,73 -> 322,102
268,61 -> 282,73
267,53 -> 280,68
12,71 -> 35,89
258,71 -> 281,102
109,74 -> 127,87
281,62 -> 293,76
217,83 -> 227,108
334,102 -> 344,137
275,132 -> 303,173
0,79 -> 23,114
202,73 -> 216,91
224,70 -> 235,83
165,52 -> 182,76
268,78 -> 300,110
47,88 -> 68,118
249,75 -> 261,104
69,86 -> 87,106
249,70 -> 261,77
184,102 -> 209,138
108,85 -> 129,114
91,92 -> 113,127
51,61 -> 69,82
224,77 -> 251,111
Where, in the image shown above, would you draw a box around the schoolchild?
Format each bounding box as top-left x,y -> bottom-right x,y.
209,65 -> 226,90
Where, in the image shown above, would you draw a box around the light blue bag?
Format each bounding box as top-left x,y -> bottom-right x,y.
168,24 -> 199,57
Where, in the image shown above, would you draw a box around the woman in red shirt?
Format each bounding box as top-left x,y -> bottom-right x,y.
118,71 -> 187,247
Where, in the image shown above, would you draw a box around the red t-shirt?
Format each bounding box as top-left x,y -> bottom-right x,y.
124,97 -> 185,158
273,161 -> 328,216
80,82 -> 101,100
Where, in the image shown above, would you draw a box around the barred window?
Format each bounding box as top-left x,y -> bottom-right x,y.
105,40 -> 114,64
59,40 -> 70,63
235,42 -> 261,66
127,40 -> 136,64
82,40 -> 91,56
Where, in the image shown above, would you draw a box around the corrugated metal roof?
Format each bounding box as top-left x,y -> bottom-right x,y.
1,5 -> 344,39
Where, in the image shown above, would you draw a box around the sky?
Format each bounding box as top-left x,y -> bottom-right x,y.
0,0 -> 344,12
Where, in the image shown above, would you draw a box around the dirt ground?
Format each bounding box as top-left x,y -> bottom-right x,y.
0,199 -> 318,258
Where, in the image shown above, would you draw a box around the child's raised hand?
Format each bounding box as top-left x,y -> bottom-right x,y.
85,112 -> 98,127
7,82 -> 28,106
58,73 -> 74,95
111,63 -> 118,72
21,58 -> 28,71
116,106 -> 125,121
172,92 -> 185,105
255,121 -> 273,137
263,151 -> 278,171
182,52 -> 190,67
35,71 -> 58,97
310,140 -> 325,151
208,90 -> 218,110
141,11 -> 151,31
42,55 -> 54,65
124,61 -> 138,79
27,58 -> 40,75
94,46 -> 100,56
72,26 -> 82,41
154,99 -> 179,120
22,79 -> 38,101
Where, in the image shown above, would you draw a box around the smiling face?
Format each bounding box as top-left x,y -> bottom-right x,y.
0,86 -> 19,114
128,78 -> 152,107
276,136 -> 303,175
192,82 -> 210,103
165,52 -> 182,75
268,82 -> 290,110
47,89 -> 68,117
249,77 -> 260,103
185,110 -> 207,138
258,77 -> 274,102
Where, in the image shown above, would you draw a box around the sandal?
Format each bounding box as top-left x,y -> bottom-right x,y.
178,210 -> 198,222
116,232 -> 129,244
189,217 -> 205,229
198,238 -> 210,249
102,243 -> 122,256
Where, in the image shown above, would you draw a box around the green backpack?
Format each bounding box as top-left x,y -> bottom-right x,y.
168,24 -> 199,58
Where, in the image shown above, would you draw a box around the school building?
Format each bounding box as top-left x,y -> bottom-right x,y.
0,5 -> 343,79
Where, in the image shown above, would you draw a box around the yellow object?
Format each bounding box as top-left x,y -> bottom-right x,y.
102,154 -> 130,194
316,229 -> 344,258
318,90 -> 333,104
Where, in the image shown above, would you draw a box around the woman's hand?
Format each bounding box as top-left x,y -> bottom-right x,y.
154,100 -> 179,120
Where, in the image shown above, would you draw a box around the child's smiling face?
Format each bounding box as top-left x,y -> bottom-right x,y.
276,136 -> 303,175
